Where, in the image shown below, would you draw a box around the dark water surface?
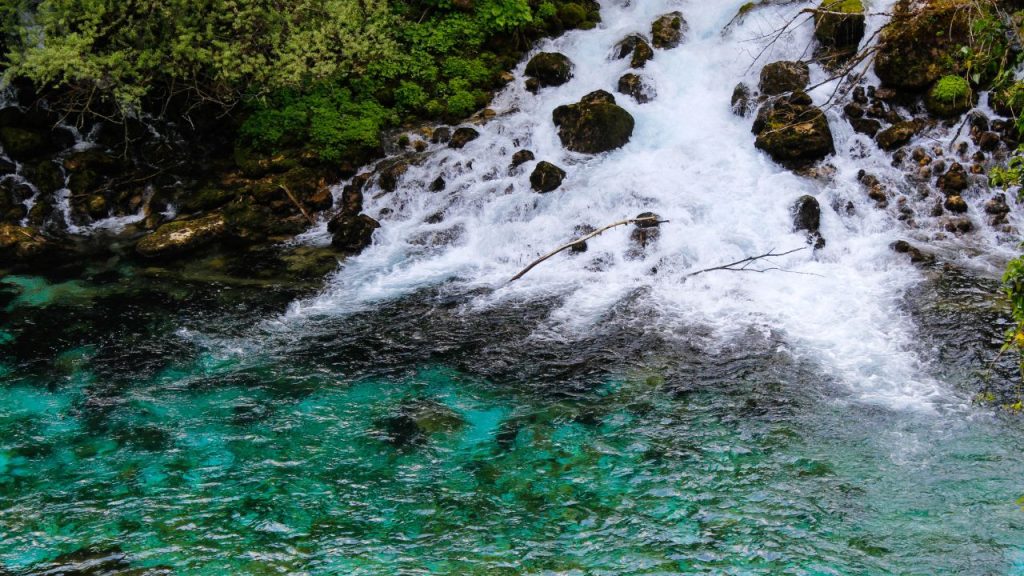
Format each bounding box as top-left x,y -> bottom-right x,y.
1,265 -> 1023,575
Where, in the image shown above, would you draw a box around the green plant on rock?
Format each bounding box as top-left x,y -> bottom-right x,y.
932,75 -> 971,103
1000,255 -> 1024,412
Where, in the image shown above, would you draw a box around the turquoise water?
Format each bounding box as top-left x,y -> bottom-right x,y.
2,271 -> 1024,574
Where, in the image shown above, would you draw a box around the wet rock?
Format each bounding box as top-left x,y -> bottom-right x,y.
874,0 -> 972,90
630,211 -> 662,250
614,34 -> 655,68
136,212 -> 227,258
977,131 -> 1000,152
328,213 -> 380,253
844,102 -> 865,118
850,117 -> 882,136
380,399 -> 465,447
0,224 -> 50,265
431,126 -> 451,144
530,161 -> 567,192
985,193 -> 1010,216
617,73 -> 655,104
570,223 -> 595,253
875,120 -> 922,151
449,127 -> 480,149
859,171 -> 889,206
752,92 -> 835,168
759,61 -> 810,95
732,83 -> 754,116
652,12 -> 687,49
430,176 -> 446,192
552,90 -> 635,154
945,217 -> 974,233
924,76 -> 976,118
0,156 -> 15,175
944,194 -> 968,213
525,52 -> 574,90
0,123 -> 74,161
27,546 -> 135,576
792,194 -> 826,248
937,162 -> 969,194
890,239 -> 935,264
814,0 -> 866,51
511,149 -> 535,169
378,159 -> 408,192
852,85 -> 868,104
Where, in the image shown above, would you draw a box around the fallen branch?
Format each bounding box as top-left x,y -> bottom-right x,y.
686,246 -> 812,277
279,184 -> 316,226
507,216 -> 665,283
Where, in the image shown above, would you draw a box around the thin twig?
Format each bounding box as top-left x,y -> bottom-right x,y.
280,184 -> 316,225
507,216 -> 666,283
686,246 -> 812,277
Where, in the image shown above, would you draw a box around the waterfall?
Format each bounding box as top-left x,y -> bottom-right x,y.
284,0 -> 1017,411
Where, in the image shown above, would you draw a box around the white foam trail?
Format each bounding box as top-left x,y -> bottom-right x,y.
286,0 -> 1012,411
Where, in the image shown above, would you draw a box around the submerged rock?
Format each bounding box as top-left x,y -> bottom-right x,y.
752,92 -> 835,168
651,12 -> 687,49
553,90 -> 635,154
614,34 -> 655,68
136,212 -> 227,258
759,61 -> 810,96
380,399 -> 465,447
530,161 -> 567,192
525,52 -> 574,90
891,239 -> 935,264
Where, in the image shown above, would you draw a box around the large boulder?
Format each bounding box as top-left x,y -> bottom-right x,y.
752,92 -> 835,167
135,212 -> 227,258
874,0 -> 972,90
614,34 -> 654,68
552,90 -> 635,154
525,52 -> 574,90
814,0 -> 866,51
759,61 -> 810,95
530,161 -> 567,192
652,12 -> 687,49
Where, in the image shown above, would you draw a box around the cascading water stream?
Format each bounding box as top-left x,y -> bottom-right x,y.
287,0 -> 997,411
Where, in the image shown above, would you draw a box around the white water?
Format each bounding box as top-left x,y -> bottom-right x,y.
287,0 -> 1018,411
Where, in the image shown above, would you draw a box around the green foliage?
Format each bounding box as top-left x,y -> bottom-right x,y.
931,75 -> 970,103
989,145 -> 1024,193
957,6 -> 1017,87
1001,254 -> 1024,411
0,0 -> 587,161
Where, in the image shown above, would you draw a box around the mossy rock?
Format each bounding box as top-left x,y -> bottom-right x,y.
525,52 -> 574,89
0,224 -> 50,265
874,0 -> 973,90
925,75 -> 976,118
651,11 -> 687,49
135,212 -> 227,258
752,92 -> 835,168
0,127 -> 48,160
814,0 -> 866,50
552,90 -> 635,154
614,34 -> 654,68
180,186 -> 239,213
989,81 -> 1024,117
530,161 -> 567,192
759,61 -> 810,95
557,3 -> 588,28
328,213 -> 380,253
875,120 -> 923,150
617,73 -> 654,104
